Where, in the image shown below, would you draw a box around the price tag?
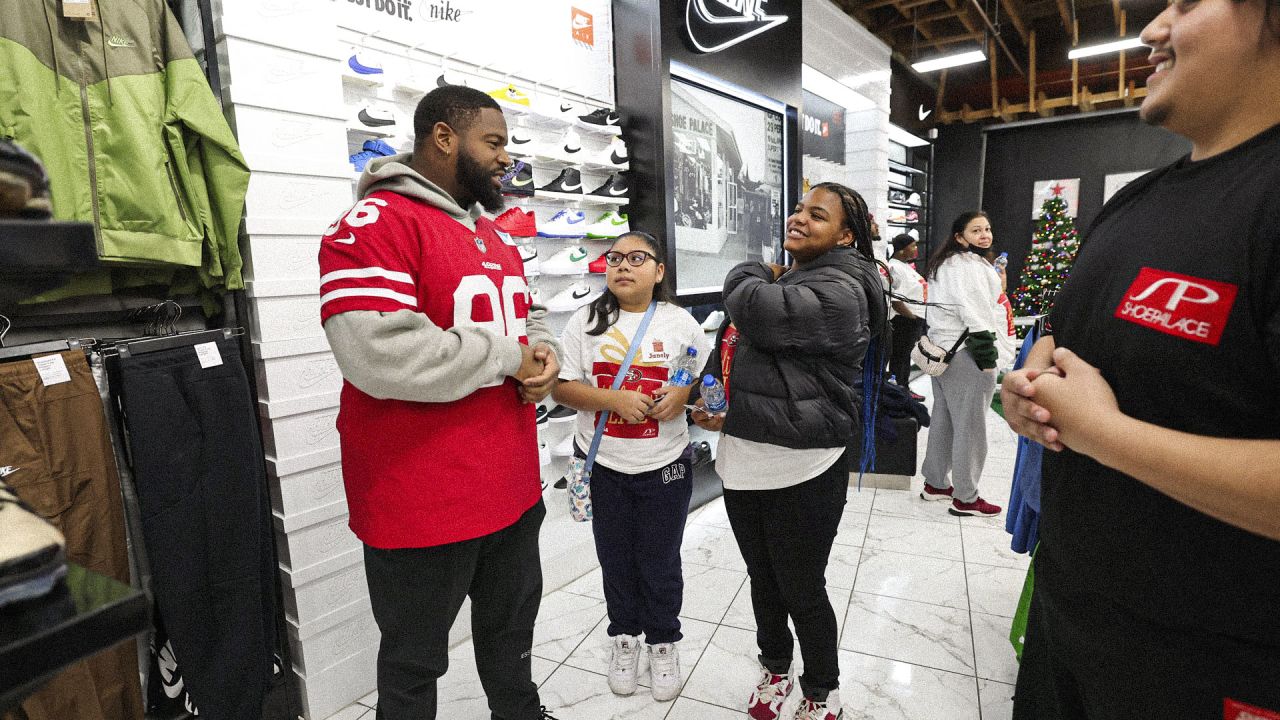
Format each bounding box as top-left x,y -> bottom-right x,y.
194,342 -> 223,369
33,354 -> 72,386
62,0 -> 96,20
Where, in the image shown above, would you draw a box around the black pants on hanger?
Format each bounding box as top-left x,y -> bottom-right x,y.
113,338 -> 276,720
364,500 -> 546,720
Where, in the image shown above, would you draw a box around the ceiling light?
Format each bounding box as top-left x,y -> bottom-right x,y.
1067,37 -> 1146,59
911,49 -> 986,73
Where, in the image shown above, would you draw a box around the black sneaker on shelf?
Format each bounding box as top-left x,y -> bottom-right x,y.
535,405 -> 549,425
538,167 -> 584,195
501,160 -> 535,197
553,476 -> 568,490
589,173 -> 629,199
578,108 -> 622,134
547,404 -> 575,422
357,107 -> 396,128
888,189 -> 908,204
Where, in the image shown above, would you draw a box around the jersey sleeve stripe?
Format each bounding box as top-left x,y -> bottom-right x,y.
320,287 -> 419,308
320,267 -> 415,287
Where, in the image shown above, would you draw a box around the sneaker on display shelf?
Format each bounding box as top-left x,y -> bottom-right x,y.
536,97 -> 579,122
538,168 -> 584,196
747,665 -> 794,720
700,309 -> 725,331
559,129 -> 584,160
598,138 -> 629,170
794,691 -> 843,720
589,173 -> 630,199
889,189 -> 908,204
552,433 -> 575,456
578,107 -> 623,134
349,149 -> 381,172
648,643 -> 682,702
539,211 -> 589,240
357,107 -> 396,128
488,83 -> 531,108
950,496 -> 1003,517
907,228 -> 921,241
529,286 -> 544,306
887,212 -> 908,224
587,252 -> 608,274
547,404 -> 575,422
554,476 -> 568,489
500,161 -> 535,197
538,440 -> 551,467
362,138 -> 396,157
607,635 -> 642,696
535,405 -> 549,425
545,281 -> 600,312
541,244 -> 591,273
435,71 -> 467,87
518,245 -> 539,276
907,192 -> 923,206
494,207 -> 539,237
585,211 -> 630,239
507,128 -> 535,156
347,51 -> 384,75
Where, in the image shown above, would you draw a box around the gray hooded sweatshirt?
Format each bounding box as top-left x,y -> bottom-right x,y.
322,153 -> 559,403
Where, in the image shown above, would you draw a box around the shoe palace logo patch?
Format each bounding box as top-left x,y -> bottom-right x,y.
1114,267 -> 1238,345
1225,699 -> 1280,720
685,0 -> 789,54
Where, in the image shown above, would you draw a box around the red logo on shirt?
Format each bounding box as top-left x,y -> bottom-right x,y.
1225,698 -> 1280,720
1114,267 -> 1237,346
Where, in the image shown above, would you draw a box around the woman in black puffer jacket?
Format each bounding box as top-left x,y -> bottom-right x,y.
693,182 -> 885,720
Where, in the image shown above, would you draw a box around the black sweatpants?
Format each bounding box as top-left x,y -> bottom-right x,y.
1015,549 -> 1280,720
723,450 -> 848,700
589,448 -> 694,645
114,338 -> 277,720
365,499 -> 546,720
889,316 -> 924,388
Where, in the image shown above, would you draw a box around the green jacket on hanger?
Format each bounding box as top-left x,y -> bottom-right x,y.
0,0 -> 249,296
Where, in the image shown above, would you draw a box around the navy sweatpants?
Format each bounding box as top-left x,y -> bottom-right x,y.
588,446 -> 694,645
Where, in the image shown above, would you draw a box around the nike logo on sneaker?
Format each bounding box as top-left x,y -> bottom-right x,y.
572,288 -> 590,299
333,234 -> 356,245
608,186 -> 628,196
511,176 -> 534,187
570,249 -> 588,261
560,103 -> 575,112
561,182 -> 583,191
566,214 -> 585,223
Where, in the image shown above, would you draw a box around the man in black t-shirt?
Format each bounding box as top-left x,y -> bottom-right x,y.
1001,0 -> 1280,718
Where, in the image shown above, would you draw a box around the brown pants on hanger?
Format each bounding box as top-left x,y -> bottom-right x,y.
0,351 -> 142,720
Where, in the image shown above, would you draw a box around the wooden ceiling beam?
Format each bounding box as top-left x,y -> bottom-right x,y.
876,8 -> 966,31
998,0 -> 1030,44
929,30 -> 987,44
1111,0 -> 1123,31
1056,0 -> 1072,32
964,0 -> 1027,75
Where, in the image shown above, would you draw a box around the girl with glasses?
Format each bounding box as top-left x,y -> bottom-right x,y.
551,231 -> 711,704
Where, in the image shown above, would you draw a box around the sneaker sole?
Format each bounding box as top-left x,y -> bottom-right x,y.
919,491 -> 953,502
948,506 -> 1001,517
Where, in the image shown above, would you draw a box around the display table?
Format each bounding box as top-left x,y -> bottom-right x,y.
0,564 -> 149,714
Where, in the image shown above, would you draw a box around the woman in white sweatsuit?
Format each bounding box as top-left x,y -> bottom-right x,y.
920,211 -> 1004,517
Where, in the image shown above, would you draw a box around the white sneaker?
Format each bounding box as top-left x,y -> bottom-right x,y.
795,689 -> 843,720
552,434 -> 574,456
700,310 -> 725,331
584,211 -> 630,239
747,664 -> 794,720
541,245 -> 592,274
559,129 -> 584,160
518,244 -> 539,276
538,210 -> 588,239
507,127 -> 535,156
545,281 -> 600,312
598,138 -> 629,170
608,635 -> 642,696
529,286 -> 543,306
648,643 -> 682,702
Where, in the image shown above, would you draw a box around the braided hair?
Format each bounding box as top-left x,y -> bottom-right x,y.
811,182 -> 877,261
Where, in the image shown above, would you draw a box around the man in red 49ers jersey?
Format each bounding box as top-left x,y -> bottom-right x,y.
319,86 -> 561,720
1001,1 -> 1280,717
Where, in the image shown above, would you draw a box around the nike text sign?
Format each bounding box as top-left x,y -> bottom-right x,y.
1114,267 -> 1238,346
685,0 -> 789,54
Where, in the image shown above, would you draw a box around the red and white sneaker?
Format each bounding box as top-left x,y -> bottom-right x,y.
795,690 -> 843,720
920,484 -> 953,502
950,497 -> 1003,517
747,665 -> 794,720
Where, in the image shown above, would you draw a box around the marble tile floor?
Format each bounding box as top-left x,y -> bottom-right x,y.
327,385 -> 1027,720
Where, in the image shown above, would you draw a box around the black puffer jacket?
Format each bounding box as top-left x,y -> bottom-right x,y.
721,247 -> 886,449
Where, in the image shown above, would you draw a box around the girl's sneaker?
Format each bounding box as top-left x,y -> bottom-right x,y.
608,635 -> 641,695
795,690 -> 843,720
648,643 -> 682,701
949,497 -> 1003,517
747,664 -> 794,720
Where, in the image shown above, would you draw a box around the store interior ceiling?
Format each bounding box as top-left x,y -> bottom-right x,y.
836,0 -> 1168,123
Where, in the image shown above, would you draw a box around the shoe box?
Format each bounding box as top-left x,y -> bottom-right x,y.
269,462 -> 346,520
246,294 -> 323,343
258,403 -> 340,465
223,37 -> 343,119
217,0 -> 338,58
243,173 -> 354,236
280,549 -> 367,628
254,351 -> 342,406
244,235 -> 323,286
274,511 -> 361,576
285,587 -> 378,675
233,105 -> 349,178
293,642 -> 378,720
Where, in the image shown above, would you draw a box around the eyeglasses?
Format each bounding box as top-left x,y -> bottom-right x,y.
603,250 -> 657,267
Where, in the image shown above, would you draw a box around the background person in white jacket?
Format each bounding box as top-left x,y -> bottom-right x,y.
919,212 -> 1004,517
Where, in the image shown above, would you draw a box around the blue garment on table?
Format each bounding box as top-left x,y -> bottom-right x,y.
1005,326 -> 1043,554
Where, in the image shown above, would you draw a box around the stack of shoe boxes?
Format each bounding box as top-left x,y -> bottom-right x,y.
212,2 -> 378,718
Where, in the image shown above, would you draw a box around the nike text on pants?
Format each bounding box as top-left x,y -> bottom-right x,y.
921,348 -> 996,504
587,447 -> 694,645
365,499 -> 546,720
723,450 -> 849,702
114,338 -> 278,720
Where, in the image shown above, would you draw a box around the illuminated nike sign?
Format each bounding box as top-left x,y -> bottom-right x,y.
685,0 -> 789,54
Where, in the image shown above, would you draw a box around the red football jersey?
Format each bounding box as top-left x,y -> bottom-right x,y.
318,191 -> 539,549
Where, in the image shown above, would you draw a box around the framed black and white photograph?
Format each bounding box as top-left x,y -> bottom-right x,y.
670,67 -> 787,296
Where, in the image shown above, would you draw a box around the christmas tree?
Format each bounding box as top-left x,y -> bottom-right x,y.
1012,184 -> 1081,316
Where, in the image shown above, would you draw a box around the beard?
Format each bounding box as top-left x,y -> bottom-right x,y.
456,151 -> 505,213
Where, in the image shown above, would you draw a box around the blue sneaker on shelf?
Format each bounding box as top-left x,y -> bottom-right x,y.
347,52 -> 383,75
362,139 -> 396,156
349,150 -> 380,172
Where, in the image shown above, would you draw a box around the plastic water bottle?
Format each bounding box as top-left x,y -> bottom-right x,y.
701,375 -> 727,413
994,252 -> 1009,271
670,347 -> 700,387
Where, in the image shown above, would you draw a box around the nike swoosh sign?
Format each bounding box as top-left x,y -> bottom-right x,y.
918,104 -> 933,121
333,234 -> 356,245
685,0 -> 789,54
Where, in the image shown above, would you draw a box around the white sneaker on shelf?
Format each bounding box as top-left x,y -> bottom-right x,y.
608,635 -> 642,696
552,433 -> 574,456
538,209 -> 588,238
700,310 -> 726,331
529,286 -> 544,306
648,643 -> 682,702
559,129 -> 584,161
584,211 -> 630,239
794,690 -> 843,720
545,281 -> 600,312
507,127 -> 535,156
541,245 -> 592,274
519,244 -> 539,276
598,138 -> 629,169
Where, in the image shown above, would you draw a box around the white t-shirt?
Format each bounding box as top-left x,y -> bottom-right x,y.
558,302 -> 712,474
888,258 -> 927,320
715,435 -> 844,491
